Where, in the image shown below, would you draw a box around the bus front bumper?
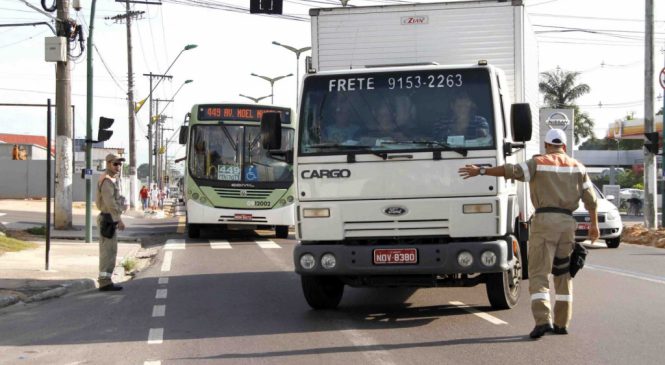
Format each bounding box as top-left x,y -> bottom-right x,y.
187,199 -> 295,226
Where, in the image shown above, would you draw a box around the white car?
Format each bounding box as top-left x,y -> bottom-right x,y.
574,185 -> 623,248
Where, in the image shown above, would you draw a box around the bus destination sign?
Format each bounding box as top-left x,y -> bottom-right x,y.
198,105 -> 290,124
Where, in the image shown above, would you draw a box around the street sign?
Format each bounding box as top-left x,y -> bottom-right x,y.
660,67 -> 665,89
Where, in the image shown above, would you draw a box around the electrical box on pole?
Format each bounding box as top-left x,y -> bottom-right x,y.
250,0 -> 283,14
45,37 -> 67,62
97,117 -> 115,142
644,131 -> 659,154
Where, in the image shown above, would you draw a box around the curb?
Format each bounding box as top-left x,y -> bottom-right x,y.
0,278 -> 96,309
49,235 -> 141,243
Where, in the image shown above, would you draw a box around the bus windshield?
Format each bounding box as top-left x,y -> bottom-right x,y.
298,68 -> 495,155
188,124 -> 293,184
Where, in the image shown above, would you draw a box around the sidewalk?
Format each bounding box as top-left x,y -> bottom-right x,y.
0,239 -> 148,309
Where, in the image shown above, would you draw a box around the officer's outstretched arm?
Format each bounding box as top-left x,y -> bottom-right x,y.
458,165 -> 506,179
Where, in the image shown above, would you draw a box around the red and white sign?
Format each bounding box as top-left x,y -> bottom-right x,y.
234,213 -> 253,221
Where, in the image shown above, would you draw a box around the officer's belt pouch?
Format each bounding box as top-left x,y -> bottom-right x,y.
100,213 -> 117,239
569,242 -> 588,278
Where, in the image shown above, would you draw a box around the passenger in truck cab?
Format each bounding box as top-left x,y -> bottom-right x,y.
323,96 -> 360,144
436,91 -> 491,145
392,93 -> 421,139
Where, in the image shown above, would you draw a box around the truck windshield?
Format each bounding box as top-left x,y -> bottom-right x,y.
298,68 -> 495,155
188,124 -> 293,183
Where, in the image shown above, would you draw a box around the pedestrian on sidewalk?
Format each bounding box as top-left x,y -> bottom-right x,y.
150,184 -> 160,211
139,185 -> 149,211
95,153 -> 127,292
458,129 -> 599,339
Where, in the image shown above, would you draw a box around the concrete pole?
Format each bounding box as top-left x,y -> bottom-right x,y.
644,0 -> 657,228
55,0 -> 73,229
148,74 -> 153,189
125,1 -> 138,211
85,0 -> 98,242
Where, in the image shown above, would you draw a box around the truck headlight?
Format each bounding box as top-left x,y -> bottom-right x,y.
300,254 -> 316,270
321,253 -> 337,269
463,204 -> 492,214
303,208 -> 330,218
457,251 -> 474,267
481,251 -> 497,266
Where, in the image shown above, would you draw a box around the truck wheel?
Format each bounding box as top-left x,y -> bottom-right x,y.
486,240 -> 522,309
187,224 -> 200,239
301,276 -> 344,310
606,237 -> 621,248
275,226 -> 289,239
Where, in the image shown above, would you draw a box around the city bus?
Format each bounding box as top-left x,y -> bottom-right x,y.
179,103 -> 295,238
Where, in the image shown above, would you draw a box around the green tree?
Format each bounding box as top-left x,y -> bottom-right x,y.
539,69 -> 593,144
138,163 -> 150,180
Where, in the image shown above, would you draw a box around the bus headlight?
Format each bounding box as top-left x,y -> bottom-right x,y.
303,208 -> 330,218
300,253 -> 316,270
192,192 -> 200,200
457,251 -> 474,267
321,253 -> 337,269
480,251 -> 497,267
286,195 -> 294,203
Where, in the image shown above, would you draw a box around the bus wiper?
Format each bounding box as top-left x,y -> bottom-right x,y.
380,140 -> 468,157
308,143 -> 388,159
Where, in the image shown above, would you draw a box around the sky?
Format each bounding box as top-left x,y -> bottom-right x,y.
0,0 -> 663,168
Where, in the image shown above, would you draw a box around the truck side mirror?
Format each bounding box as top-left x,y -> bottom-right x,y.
510,103 -> 532,142
261,112 -> 282,150
179,125 -> 188,145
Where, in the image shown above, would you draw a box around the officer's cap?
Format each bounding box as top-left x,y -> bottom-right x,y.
105,153 -> 125,163
544,128 -> 567,146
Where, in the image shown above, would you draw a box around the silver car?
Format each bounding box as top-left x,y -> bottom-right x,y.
574,185 -> 623,248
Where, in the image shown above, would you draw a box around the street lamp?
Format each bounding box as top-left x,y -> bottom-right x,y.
250,72 -> 293,104
158,79 -> 193,116
272,41 -> 311,108
157,79 -> 193,190
239,93 -> 273,104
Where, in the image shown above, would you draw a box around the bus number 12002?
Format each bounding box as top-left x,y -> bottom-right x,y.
247,200 -> 271,207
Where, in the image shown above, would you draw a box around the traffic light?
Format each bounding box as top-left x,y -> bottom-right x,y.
250,0 -> 282,14
97,117 -> 114,142
644,132 -> 659,154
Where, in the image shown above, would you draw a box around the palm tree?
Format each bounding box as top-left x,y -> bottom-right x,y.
539,69 -> 594,144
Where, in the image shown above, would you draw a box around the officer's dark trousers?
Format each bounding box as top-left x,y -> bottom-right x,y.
528,227 -> 575,328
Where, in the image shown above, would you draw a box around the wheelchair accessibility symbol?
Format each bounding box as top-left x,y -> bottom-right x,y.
244,165 -> 259,181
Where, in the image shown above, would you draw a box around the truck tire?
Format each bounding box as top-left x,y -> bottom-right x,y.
187,223 -> 200,239
301,275 -> 344,309
606,237 -> 621,248
275,226 -> 289,239
486,240 -> 522,309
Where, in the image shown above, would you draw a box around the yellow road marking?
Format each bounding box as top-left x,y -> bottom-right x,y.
176,216 -> 186,234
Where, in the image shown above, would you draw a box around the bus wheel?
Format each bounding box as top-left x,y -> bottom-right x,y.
301,276 -> 344,310
275,226 -> 289,239
187,224 -> 200,238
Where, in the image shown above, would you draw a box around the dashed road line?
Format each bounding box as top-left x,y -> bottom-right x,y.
210,240 -> 232,249
156,289 -> 168,299
165,239 -> 186,250
161,252 -> 173,272
152,305 -> 166,317
176,216 -> 186,233
147,328 -> 164,344
586,264 -> 665,285
256,240 -> 281,249
449,301 -> 508,325
144,361 -> 161,365
158,277 -> 169,285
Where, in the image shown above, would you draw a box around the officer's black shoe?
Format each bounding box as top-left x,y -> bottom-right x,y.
553,326 -> 568,335
529,324 -> 553,339
99,284 -> 123,292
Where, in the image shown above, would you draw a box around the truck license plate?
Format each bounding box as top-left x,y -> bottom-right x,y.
577,223 -> 590,230
373,248 -> 418,265
234,213 -> 253,221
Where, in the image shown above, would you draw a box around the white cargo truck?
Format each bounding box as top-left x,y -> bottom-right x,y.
262,0 -> 539,309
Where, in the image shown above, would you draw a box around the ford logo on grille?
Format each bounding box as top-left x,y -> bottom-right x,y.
383,206 -> 407,216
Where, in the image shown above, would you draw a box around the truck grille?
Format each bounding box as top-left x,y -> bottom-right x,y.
212,188 -> 272,199
343,219 -> 449,237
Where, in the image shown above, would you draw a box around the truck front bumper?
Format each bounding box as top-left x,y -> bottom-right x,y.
293,239 -> 512,276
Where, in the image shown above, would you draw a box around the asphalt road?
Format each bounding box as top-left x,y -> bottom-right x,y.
1,214 -> 664,364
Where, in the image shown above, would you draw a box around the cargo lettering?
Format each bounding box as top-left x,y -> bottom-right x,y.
328,78 -> 374,92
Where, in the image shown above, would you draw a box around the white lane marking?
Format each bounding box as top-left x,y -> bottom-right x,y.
152,305 -> 166,317
0,213 -> 6,217
158,277 -> 169,285
0,221 -> 8,226
155,289 -> 168,299
256,240 -> 281,249
449,301 -> 508,325
586,264 -> 665,285
339,329 -> 397,365
164,239 -> 186,250
147,328 -> 164,344
144,361 -> 161,365
209,240 -> 232,249
161,252 -> 172,272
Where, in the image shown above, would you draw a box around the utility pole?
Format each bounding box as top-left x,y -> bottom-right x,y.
645,0 -> 657,228
143,73 -> 172,188
108,7 -> 145,211
55,0 -> 73,229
